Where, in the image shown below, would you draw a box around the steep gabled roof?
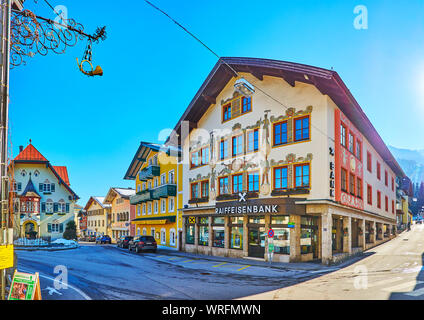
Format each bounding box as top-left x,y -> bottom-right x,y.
11,142 -> 79,200
124,141 -> 181,180
14,144 -> 48,162
53,166 -> 70,186
167,57 -> 405,177
104,187 -> 135,204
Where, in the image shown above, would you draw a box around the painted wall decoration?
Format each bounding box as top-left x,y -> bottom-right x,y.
334,109 -> 364,210
260,110 -> 271,195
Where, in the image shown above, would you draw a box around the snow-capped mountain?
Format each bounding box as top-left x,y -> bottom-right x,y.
388,146 -> 424,184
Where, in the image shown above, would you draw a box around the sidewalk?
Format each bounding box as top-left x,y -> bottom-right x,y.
152,247 -> 342,272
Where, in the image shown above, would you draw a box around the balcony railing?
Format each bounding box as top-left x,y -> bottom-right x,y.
130,184 -> 177,205
139,165 -> 160,181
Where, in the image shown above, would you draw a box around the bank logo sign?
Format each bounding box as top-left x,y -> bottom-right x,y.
215,203 -> 279,215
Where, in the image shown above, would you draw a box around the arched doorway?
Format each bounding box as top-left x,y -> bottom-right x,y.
23,221 -> 37,239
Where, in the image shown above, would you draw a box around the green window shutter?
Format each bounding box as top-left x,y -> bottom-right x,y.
66,203 -> 70,213
53,203 -> 58,212
41,202 -> 46,213
59,224 -> 64,233
39,184 -> 44,192
51,184 -> 55,192
47,224 -> 52,233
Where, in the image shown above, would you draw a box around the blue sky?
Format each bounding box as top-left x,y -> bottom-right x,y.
11,0 -> 424,206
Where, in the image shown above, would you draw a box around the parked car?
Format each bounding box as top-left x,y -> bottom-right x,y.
128,235 -> 157,253
78,236 -> 87,242
117,236 -> 133,248
96,235 -> 111,244
88,235 -> 97,242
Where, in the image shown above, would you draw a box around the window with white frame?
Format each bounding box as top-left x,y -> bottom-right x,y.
168,197 -> 175,212
137,184 -> 141,192
151,227 -> 155,237
161,199 -> 166,213
148,202 -> 152,215
51,223 -> 60,233
154,201 -> 158,214
137,205 -> 141,216
137,227 -> 140,235
170,228 -> 176,246
168,171 -> 175,184
142,228 -> 147,235
142,204 -> 146,216
46,200 -> 53,214
161,173 -> 166,185
154,178 -> 158,188
161,228 -> 166,245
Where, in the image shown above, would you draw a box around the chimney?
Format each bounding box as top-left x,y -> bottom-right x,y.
19,145 -> 23,153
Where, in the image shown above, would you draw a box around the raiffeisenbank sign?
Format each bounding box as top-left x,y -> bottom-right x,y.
215,192 -> 280,215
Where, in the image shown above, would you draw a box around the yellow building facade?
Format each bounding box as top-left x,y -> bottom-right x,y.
124,142 -> 183,250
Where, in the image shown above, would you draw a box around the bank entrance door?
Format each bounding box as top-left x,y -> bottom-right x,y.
248,227 -> 266,258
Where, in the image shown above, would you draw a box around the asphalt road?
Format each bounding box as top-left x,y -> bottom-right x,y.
15,243 -> 327,300
242,224 -> 424,300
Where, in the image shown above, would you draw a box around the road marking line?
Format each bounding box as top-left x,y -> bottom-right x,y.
169,257 -> 181,260
382,281 -> 424,292
367,277 -> 402,288
182,260 -> 193,263
213,263 -> 227,268
237,265 -> 251,271
19,268 -> 91,300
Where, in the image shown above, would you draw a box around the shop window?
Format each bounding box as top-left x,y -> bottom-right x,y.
198,217 -> 209,246
247,129 -> 259,152
232,174 -> 243,194
300,216 -> 318,255
272,215 -> 290,225
274,121 -> 288,146
294,116 -> 310,142
274,166 -> 288,190
212,217 -> 225,248
272,228 -> 290,255
186,223 -> 195,245
248,171 -> 259,192
249,216 -> 265,224
230,216 -> 243,250
294,164 -> 310,188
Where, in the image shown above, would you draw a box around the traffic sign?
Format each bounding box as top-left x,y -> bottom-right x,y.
268,229 -> 274,238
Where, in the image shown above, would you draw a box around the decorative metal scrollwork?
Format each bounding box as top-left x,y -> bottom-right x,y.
10,8 -> 106,68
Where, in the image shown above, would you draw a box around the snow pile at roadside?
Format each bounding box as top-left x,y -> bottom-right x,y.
51,238 -> 78,246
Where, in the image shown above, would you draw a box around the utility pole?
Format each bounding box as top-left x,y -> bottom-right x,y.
0,0 -> 14,301
0,0 -> 104,300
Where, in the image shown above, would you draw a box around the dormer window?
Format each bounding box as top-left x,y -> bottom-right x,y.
21,170 -> 26,177
34,170 -> 40,177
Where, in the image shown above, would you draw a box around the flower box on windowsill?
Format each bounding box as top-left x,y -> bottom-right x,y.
216,194 -> 239,201
271,187 -> 310,196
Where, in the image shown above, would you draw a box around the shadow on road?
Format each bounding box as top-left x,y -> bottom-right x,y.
389,251 -> 424,300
